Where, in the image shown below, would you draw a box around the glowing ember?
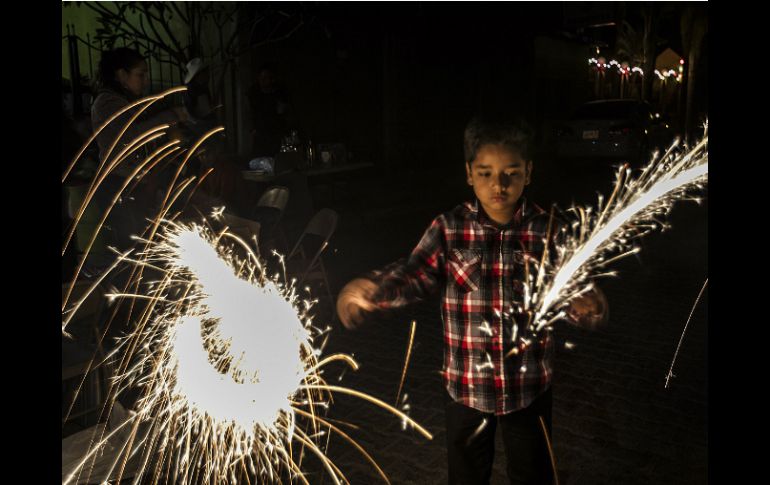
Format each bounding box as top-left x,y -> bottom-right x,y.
529,126 -> 708,332
166,226 -> 310,430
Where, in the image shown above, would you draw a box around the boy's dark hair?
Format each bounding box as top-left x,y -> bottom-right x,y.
96,47 -> 145,94
463,115 -> 534,164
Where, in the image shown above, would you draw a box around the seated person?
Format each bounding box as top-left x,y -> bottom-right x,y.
90,48 -> 188,253
183,58 -> 218,124
248,62 -> 296,158
91,47 -> 188,164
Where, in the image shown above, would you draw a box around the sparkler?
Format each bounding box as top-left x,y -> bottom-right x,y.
539,416 -> 559,485
525,126 -> 708,334
665,278 -> 708,388
395,320 -> 417,407
62,90 -> 432,484
465,418 -> 489,446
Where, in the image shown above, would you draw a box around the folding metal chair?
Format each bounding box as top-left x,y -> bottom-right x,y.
286,208 -> 338,306
221,212 -> 262,253
250,185 -> 290,252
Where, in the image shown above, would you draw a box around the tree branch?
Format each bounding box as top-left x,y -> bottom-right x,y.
195,4 -> 204,58
223,18 -> 305,63
136,15 -> 162,54
140,3 -> 187,64
85,2 -> 172,60
168,1 -> 189,25
82,1 -> 119,20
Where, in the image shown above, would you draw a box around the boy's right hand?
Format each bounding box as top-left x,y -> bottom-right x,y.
336,278 -> 379,329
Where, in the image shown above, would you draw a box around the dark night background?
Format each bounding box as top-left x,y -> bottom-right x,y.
61,2 -> 710,484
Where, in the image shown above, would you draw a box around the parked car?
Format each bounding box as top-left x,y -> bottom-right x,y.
553,99 -> 675,164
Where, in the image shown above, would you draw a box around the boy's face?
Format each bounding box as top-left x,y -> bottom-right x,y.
466,144 -> 532,225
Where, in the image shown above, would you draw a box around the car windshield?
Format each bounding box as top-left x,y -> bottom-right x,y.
573,102 -> 639,120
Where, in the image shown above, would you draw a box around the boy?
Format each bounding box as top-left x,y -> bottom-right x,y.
337,116 -> 607,485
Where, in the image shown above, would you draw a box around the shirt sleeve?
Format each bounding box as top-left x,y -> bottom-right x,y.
368,216 -> 447,309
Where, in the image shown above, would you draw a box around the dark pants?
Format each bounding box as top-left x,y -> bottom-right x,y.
445,389 -> 553,485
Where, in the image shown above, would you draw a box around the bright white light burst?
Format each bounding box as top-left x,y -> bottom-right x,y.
524,125 -> 708,338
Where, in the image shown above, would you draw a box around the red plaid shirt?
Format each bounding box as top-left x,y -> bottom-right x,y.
370,198 -> 558,415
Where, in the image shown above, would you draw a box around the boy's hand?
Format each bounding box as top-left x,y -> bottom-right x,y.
566,286 -> 609,331
336,278 -> 379,329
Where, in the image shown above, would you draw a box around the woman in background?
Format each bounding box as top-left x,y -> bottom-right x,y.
91,47 -> 188,163
89,48 -> 189,252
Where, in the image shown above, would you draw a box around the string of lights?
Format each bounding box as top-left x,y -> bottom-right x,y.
588,57 -> 684,82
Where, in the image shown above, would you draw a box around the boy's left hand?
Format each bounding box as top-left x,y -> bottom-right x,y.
336,278 -> 379,330
566,286 -> 609,330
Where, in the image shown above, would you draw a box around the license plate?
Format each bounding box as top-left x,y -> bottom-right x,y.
582,130 -> 599,140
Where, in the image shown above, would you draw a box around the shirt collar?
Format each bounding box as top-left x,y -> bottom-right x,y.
468,197 -> 532,229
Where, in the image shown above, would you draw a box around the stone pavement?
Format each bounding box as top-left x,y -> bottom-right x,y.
301,160 -> 708,484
